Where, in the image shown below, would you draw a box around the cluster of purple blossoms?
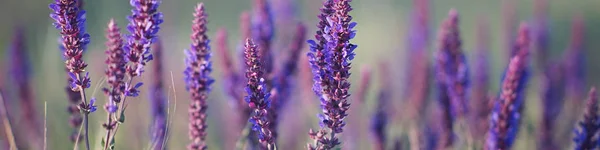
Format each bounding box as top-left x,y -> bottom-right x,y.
433,9 -> 469,148
486,23 -> 531,150
101,19 -> 126,147
49,0 -> 92,104
184,3 -> 213,150
573,87 -> 600,150
252,0 -> 275,76
244,38 -> 274,149
124,0 -> 163,96
307,0 -> 356,149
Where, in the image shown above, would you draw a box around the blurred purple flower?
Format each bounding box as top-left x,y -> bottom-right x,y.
252,0 -> 275,76
573,87 -> 600,150
486,23 -> 531,150
433,9 -> 469,147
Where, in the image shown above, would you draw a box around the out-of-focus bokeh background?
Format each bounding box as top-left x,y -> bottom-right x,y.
0,0 -> 599,149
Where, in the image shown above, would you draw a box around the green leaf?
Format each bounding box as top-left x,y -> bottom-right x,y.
118,112 -> 125,123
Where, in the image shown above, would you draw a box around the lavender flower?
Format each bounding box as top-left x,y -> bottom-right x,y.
563,16 -> 586,98
49,0 -> 93,147
307,0 -> 356,149
538,63 -> 565,150
216,29 -> 242,103
433,9 -> 469,147
9,27 -> 39,128
125,0 -> 163,77
184,3 -> 213,150
370,63 -> 392,150
244,38 -> 274,149
49,0 -> 91,93
252,0 -> 275,76
405,0 -> 430,121
149,38 -> 167,149
486,23 -> 531,150
573,87 -> 599,150
102,19 -> 126,149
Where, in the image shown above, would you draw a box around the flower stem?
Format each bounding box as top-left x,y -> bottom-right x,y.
108,77 -> 136,147
76,73 -> 90,150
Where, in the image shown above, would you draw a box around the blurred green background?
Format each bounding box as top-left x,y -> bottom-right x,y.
0,0 -> 600,149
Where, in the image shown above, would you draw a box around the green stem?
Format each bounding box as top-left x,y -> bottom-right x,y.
76,73 -> 90,150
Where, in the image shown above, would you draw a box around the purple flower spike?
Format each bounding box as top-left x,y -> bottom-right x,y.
50,0 -> 91,91
486,23 -> 531,150
564,16 -> 586,97
244,38 -> 274,149
307,0 -> 356,149
573,87 -> 600,150
433,9 -> 469,148
252,0 -> 275,75
103,19 -> 127,106
125,0 -> 163,77
184,3 -> 213,150
101,19 -> 127,147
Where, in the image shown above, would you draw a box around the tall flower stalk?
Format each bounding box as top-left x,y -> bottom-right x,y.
252,0 -> 275,77
573,87 -> 599,150
244,38 -> 275,149
370,63 -> 392,150
184,3 -> 213,150
49,0 -> 95,149
307,0 -> 357,149
486,23 -> 531,150
108,0 -> 163,144
102,19 -> 126,150
433,9 -> 469,148
149,38 -> 167,149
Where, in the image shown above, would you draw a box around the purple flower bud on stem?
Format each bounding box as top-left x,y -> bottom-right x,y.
573,87 -> 599,150
244,38 -> 275,149
307,0 -> 356,149
184,3 -> 213,150
370,63 -> 392,150
107,0 -> 163,146
102,19 -> 127,150
252,0 -> 275,76
486,23 -> 531,150
564,15 -> 586,98
49,0 -> 92,148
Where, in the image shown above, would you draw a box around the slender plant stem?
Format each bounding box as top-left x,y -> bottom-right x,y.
104,114 -> 112,150
0,90 -> 17,150
108,76 -> 136,146
44,101 -> 47,150
75,73 -> 90,150
74,120 -> 84,150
